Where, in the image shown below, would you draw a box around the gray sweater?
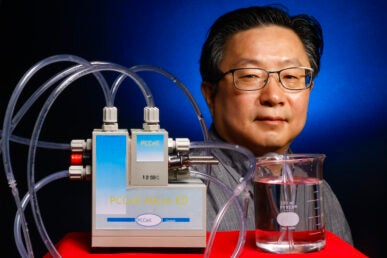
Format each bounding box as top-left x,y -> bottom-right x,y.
193,126 -> 353,245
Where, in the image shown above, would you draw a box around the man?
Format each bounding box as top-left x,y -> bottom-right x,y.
198,5 -> 353,244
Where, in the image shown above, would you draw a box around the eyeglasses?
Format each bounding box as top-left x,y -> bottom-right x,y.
220,67 -> 314,91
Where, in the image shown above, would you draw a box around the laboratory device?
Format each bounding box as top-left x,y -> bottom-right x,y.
70,106 -> 213,248
2,55 -> 256,258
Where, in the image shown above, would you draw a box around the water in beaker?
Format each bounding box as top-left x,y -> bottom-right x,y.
254,154 -> 326,253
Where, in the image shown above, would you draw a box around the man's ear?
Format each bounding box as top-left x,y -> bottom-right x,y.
310,81 -> 314,90
201,81 -> 215,116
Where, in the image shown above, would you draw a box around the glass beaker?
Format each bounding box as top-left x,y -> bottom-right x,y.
254,153 -> 326,253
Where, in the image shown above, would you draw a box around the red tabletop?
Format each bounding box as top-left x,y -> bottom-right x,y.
44,230 -> 367,257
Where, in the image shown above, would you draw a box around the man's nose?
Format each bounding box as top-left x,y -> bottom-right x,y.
258,73 -> 285,106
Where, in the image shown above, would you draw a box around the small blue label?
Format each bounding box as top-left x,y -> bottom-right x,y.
106,216 -> 190,225
107,218 -> 135,222
136,134 -> 164,161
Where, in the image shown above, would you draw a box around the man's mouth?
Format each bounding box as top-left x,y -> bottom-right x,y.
255,116 -> 286,125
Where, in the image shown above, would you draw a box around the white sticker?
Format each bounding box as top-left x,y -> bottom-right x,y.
136,214 -> 162,227
276,212 -> 300,227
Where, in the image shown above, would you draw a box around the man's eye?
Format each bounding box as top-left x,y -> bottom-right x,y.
239,73 -> 261,79
283,74 -> 298,80
244,74 -> 258,78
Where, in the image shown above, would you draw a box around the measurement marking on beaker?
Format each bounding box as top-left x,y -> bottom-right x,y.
306,197 -> 322,203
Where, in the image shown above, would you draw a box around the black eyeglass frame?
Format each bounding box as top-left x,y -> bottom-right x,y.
218,66 -> 314,91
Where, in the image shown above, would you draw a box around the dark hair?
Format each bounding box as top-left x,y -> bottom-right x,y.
200,5 -> 323,84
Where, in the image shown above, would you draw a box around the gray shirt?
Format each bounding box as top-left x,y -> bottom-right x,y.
193,126 -> 353,245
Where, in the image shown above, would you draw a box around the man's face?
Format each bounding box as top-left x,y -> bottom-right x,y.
202,25 -> 312,156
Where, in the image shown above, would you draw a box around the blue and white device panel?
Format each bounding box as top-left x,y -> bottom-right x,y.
91,129 -> 206,248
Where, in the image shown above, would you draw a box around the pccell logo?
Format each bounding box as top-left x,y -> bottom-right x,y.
136,214 -> 162,227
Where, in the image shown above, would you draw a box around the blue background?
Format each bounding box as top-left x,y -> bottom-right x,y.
0,0 -> 385,257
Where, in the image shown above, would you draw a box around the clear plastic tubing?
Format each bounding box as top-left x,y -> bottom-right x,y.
5,56 -> 112,135
0,60 -> 110,155
279,151 -> 295,249
0,132 -> 70,150
0,59 -> 151,154
1,54 -> 111,258
65,62 -> 154,108
1,55 -> 112,154
129,65 -> 209,141
26,63 -> 156,258
190,141 -> 256,258
12,62 -> 110,127
14,171 -> 69,258
189,169 -> 244,258
2,54 -> 108,171
106,64 -> 155,108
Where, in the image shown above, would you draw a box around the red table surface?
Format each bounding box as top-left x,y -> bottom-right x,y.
44,230 -> 367,258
